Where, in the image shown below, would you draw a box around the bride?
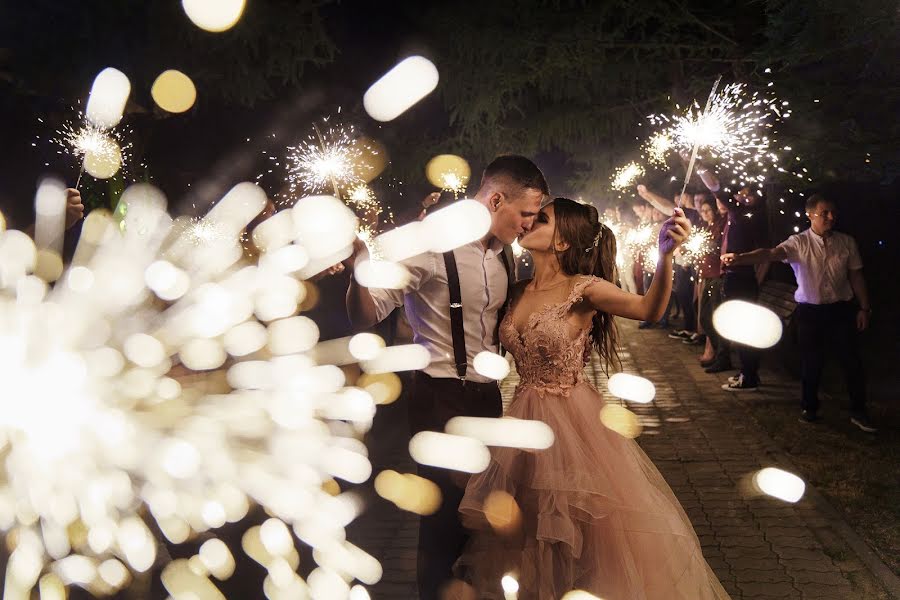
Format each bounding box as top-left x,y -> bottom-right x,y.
456,198 -> 730,599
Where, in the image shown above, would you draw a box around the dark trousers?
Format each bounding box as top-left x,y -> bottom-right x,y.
723,271 -> 760,383
675,264 -> 697,331
794,302 -> 867,416
409,372 -> 502,600
700,277 -> 729,363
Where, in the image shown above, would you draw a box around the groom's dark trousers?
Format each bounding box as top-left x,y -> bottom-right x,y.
409,371 -> 502,600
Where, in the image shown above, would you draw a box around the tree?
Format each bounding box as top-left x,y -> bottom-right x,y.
407,0 -> 898,192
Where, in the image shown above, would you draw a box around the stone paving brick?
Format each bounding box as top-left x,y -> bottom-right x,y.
733,568 -> 793,583
736,581 -> 799,597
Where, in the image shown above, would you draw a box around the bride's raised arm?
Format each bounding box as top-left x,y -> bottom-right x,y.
582,208 -> 691,322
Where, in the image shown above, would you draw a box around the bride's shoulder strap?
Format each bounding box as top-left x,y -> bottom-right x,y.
565,275 -> 602,308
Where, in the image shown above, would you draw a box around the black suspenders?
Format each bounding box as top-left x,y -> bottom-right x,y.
442,246 -> 515,383
442,251 -> 468,382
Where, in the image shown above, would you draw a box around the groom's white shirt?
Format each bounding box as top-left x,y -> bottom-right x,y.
368,238 -> 508,383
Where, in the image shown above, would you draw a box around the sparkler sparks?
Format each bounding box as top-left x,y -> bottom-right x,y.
643,131 -> 674,167
0,181 -> 398,598
185,218 -> 227,246
611,161 -> 645,191
645,82 -> 793,191
44,110 -> 135,183
680,227 -> 714,268
347,183 -> 378,214
286,121 -> 369,197
439,171 -> 466,197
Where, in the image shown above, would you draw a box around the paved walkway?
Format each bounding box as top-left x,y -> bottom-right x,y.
348,320 -> 894,599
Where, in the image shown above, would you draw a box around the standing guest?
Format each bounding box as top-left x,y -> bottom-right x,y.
721,194 -> 876,432
342,155 -> 549,599
635,185 -> 702,336
714,186 -> 766,388
696,195 -> 728,368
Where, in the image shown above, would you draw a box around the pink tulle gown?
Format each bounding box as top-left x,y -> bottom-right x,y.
457,277 -> 731,599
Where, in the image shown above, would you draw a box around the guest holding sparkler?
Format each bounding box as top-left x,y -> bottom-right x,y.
721,194 -> 876,432
716,186 -> 768,389
696,195 -> 728,368
635,184 -> 701,336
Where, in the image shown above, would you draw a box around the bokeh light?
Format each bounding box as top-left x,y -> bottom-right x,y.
607,373 -> 656,404
85,68 -> 130,130
408,432 -> 490,473
151,70 -> 197,113
445,416 -> 554,450
425,154 -> 471,194
80,136 -> 123,179
712,300 -> 783,348
363,56 -> 439,122
753,467 -> 806,503
181,0 -> 246,32
472,351 -> 510,380
599,404 -> 643,438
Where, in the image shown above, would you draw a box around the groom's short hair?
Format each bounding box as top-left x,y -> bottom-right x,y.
481,155 -> 549,196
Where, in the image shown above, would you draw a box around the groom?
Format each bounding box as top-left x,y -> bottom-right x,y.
343,155 -> 548,599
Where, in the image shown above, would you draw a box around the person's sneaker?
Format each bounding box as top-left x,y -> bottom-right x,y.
704,362 -> 733,374
728,374 -> 763,386
850,415 -> 877,433
798,410 -> 819,424
722,374 -> 758,391
683,333 -> 706,345
668,329 -> 691,340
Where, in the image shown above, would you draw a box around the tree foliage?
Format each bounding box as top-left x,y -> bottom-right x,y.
413,0 -> 898,189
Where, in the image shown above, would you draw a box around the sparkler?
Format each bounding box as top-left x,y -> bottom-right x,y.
644,79 -> 797,198
610,161 -> 645,191
676,75 -> 721,206
49,114 -> 134,188
285,119 -> 390,260
286,120 -> 368,197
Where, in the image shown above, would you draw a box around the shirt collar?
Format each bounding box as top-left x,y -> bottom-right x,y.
807,227 -> 830,242
464,237 -> 504,257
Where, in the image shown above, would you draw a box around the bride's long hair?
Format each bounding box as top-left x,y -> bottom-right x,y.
551,197 -> 621,373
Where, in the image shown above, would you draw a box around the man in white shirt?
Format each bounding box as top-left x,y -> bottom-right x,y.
721,194 -> 876,432
343,155 -> 549,599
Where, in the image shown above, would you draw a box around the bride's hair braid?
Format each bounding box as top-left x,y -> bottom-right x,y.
551,198 -> 621,373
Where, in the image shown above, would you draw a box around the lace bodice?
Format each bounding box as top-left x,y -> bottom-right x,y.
500,276 -> 599,395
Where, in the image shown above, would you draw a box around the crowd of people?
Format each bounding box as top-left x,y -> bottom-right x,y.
601,173 -> 877,434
